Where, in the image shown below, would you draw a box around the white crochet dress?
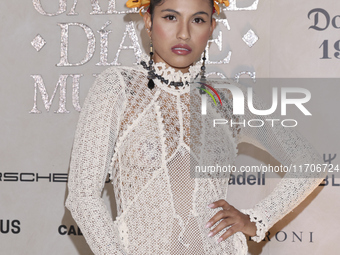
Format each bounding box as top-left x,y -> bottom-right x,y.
65,55 -> 325,255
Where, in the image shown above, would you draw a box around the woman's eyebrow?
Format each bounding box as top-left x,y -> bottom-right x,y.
161,9 -> 180,15
161,9 -> 209,17
193,11 -> 209,17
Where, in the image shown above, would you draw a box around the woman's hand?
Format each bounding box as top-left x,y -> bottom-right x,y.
205,199 -> 257,243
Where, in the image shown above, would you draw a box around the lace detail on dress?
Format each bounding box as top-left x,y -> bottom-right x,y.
240,209 -> 268,242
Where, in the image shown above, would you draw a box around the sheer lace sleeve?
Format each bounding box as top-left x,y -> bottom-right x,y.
215,80 -> 326,242
65,67 -> 127,254
236,82 -> 326,242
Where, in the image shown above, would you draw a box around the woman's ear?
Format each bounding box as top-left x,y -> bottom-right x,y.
210,18 -> 216,37
143,12 -> 152,37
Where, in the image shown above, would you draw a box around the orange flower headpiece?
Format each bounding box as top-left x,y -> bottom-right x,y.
126,0 -> 229,16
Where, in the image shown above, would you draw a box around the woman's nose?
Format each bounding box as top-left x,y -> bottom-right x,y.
177,22 -> 191,41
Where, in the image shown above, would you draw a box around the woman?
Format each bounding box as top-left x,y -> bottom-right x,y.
65,0 -> 325,254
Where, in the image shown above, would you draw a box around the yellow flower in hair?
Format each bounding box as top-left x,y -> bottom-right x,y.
126,0 -> 230,16
126,0 -> 151,16
126,0 -> 150,8
213,0 -> 230,15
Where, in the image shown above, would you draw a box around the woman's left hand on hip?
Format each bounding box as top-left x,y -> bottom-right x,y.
205,199 -> 257,243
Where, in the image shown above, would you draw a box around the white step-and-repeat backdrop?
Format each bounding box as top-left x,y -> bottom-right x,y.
1,0 -> 339,254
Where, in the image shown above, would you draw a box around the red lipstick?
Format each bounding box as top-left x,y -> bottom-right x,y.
171,44 -> 192,55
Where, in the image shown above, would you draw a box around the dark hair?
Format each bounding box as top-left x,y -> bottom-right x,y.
149,0 -> 214,22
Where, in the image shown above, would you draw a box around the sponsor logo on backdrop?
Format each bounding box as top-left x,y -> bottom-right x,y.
0,220 -> 20,234
0,172 -> 68,182
58,225 -> 83,236
319,174 -> 340,186
251,230 -> 315,243
0,172 -> 113,184
308,8 -> 340,59
229,172 -> 265,185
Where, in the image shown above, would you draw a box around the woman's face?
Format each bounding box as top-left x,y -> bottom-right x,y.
144,0 -> 216,73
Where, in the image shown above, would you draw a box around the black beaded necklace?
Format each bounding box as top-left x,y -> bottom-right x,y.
140,60 -> 189,90
140,45 -> 206,90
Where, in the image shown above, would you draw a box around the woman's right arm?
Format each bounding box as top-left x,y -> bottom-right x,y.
65,67 -> 127,255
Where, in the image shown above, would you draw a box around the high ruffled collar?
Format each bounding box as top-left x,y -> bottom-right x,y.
139,53 -> 201,92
